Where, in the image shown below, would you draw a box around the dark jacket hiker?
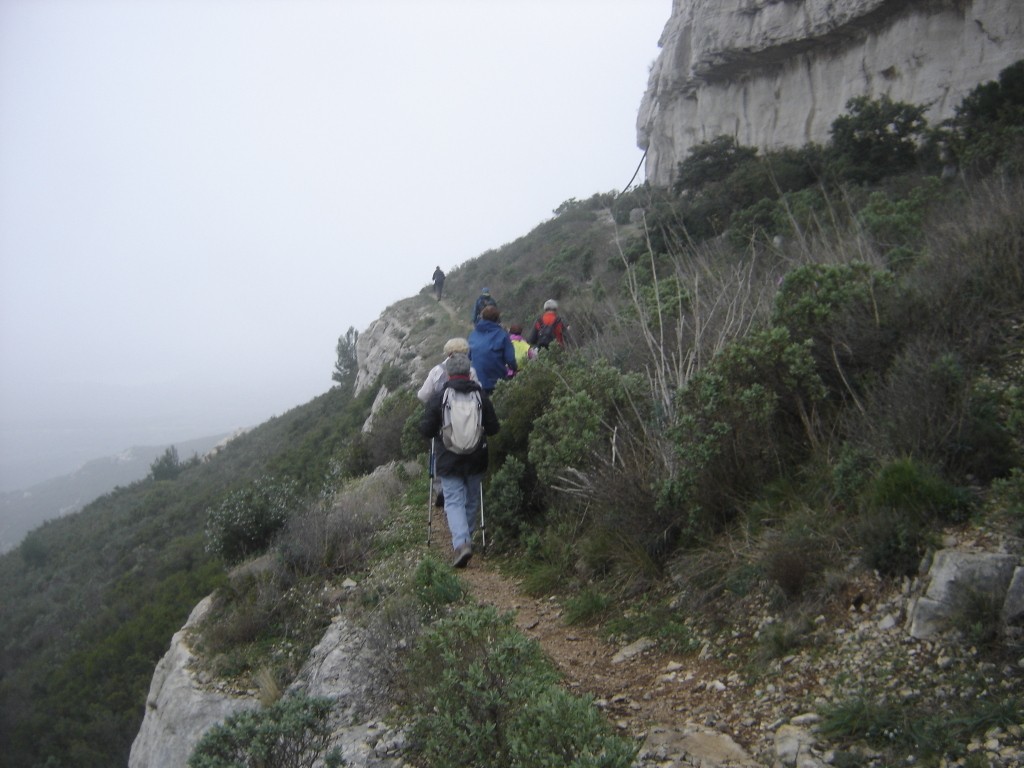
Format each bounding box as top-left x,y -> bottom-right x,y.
419,353 -> 500,567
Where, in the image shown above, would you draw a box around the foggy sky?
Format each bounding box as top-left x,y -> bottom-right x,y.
0,0 -> 667,490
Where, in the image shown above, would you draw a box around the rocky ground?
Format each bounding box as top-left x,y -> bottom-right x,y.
448,511 -> 1024,768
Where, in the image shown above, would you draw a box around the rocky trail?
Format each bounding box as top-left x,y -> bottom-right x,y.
430,503 -> 1024,768
431,505 -> 781,767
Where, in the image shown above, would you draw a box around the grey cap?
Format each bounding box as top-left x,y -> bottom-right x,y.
446,352 -> 472,376
544,299 -> 558,310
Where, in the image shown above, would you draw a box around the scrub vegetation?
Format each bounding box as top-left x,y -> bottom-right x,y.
1,61 -> 1023,767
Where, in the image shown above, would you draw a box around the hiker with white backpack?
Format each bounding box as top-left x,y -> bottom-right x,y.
418,352 -> 500,568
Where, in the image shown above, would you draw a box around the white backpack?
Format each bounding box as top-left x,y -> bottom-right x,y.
440,387 -> 484,454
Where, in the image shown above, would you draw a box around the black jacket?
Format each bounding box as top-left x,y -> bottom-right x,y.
419,375 -> 500,477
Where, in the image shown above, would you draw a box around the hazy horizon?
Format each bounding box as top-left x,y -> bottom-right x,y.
0,0 -> 669,492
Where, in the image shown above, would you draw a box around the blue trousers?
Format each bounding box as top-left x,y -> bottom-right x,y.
438,473 -> 482,550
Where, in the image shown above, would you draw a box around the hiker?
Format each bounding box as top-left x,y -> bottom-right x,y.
507,323 -> 533,375
420,337 -> 481,510
417,337 -> 479,404
526,299 -> 568,349
432,266 -> 445,301
419,352 -> 499,568
472,287 -> 497,324
469,304 -> 517,394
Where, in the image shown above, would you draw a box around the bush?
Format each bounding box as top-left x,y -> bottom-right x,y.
673,135 -> 758,194
854,458 -> 968,577
188,693 -> 344,768
857,178 -> 944,268
205,476 -> 300,564
486,455 -> 532,549
365,390 -> 419,467
668,327 -> 826,535
828,95 -> 929,183
277,498 -> 377,578
856,506 -> 932,577
867,457 -> 970,523
952,59 -> 1024,178
405,604 -> 635,768
761,530 -> 828,599
413,555 -> 466,612
773,261 -> 898,410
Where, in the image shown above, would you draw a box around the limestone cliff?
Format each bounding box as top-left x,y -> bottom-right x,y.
128,597 -> 260,768
638,0 -> 1024,187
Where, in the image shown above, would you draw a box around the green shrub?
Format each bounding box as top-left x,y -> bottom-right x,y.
487,455 -> 532,549
365,389 -> 419,466
668,327 -> 826,534
868,458 -> 969,523
853,458 -> 965,576
755,615 -> 814,663
563,587 -> 612,625
828,95 -> 929,183
529,390 -> 604,486
728,197 -> 780,248
205,476 -> 300,564
673,135 -> 758,194
406,604 -> 634,768
832,444 -> 875,507
413,555 -> 466,612
773,261 -> 898,409
857,178 -> 944,268
856,505 -> 932,577
503,686 -> 638,767
188,693 -> 344,768
605,600 -> 699,655
952,59 -> 1024,178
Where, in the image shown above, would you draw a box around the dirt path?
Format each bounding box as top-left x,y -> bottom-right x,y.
428,504 -> 745,748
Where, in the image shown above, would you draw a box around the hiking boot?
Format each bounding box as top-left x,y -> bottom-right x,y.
452,543 -> 473,569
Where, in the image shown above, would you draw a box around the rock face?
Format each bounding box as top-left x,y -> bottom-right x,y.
638,0 -> 1024,187
908,548 -> 1022,639
128,597 -> 259,768
353,296 -> 442,398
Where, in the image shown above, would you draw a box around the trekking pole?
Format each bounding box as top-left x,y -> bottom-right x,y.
479,482 -> 487,550
426,439 -> 434,546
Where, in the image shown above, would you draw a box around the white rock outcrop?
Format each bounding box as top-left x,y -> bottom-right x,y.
128,597 -> 259,768
638,0 -> 1024,187
908,549 -> 1020,639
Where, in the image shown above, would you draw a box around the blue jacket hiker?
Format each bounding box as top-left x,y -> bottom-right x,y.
468,304 -> 517,393
418,352 -> 500,568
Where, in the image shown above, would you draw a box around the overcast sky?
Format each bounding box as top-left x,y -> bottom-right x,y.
0,0 -> 668,490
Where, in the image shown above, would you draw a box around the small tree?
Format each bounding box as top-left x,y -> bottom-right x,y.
150,446 -> 182,481
673,135 -> 758,195
332,326 -> 359,390
828,95 -> 928,183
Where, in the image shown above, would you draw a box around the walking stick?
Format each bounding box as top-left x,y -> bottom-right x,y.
426,439 -> 434,546
479,482 -> 487,550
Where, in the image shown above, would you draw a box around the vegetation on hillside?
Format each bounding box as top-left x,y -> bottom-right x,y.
1,60 -> 1022,767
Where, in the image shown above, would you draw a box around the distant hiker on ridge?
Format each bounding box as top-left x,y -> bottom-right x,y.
432,266 -> 445,301
469,304 -> 517,394
472,287 -> 497,324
